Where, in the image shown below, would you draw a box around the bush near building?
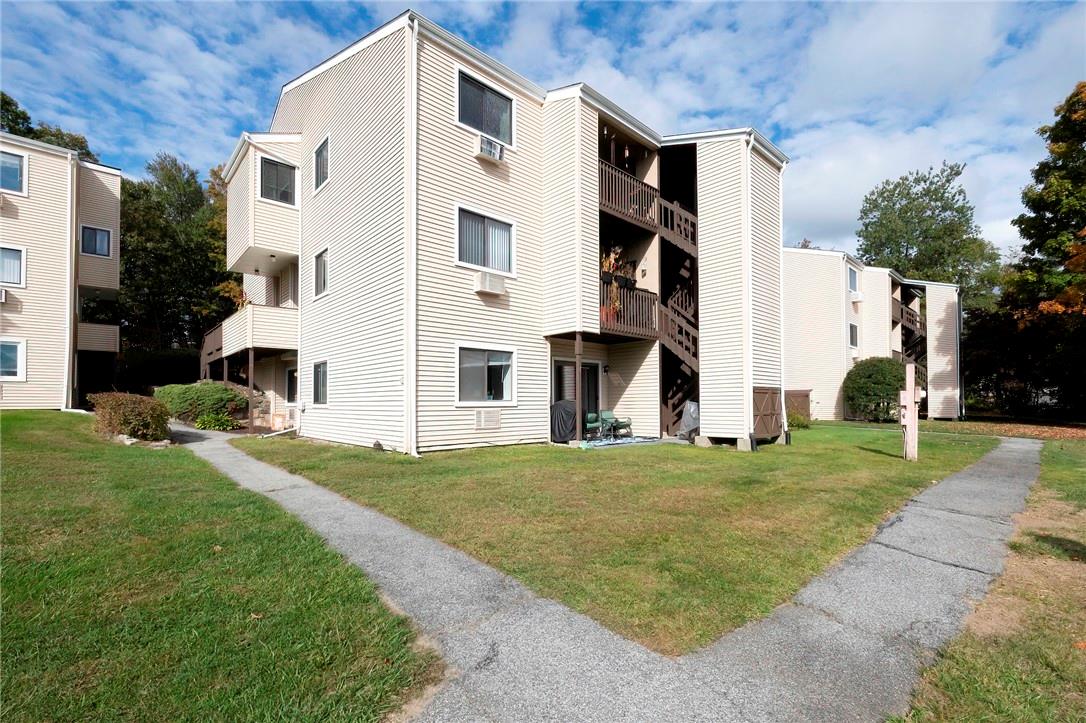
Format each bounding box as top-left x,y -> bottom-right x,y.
154,382 -> 247,424
843,357 -> 906,422
87,393 -> 170,441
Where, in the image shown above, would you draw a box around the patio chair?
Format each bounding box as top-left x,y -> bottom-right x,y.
584,412 -> 603,439
600,410 -> 632,439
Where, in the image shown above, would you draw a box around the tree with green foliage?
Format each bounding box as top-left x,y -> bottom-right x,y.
856,162 -> 1001,311
120,153 -> 239,352
1,91 -> 99,162
965,82 -> 1086,418
842,357 -> 906,422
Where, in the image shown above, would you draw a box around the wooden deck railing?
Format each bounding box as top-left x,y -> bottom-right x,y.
599,278 -> 658,339
900,305 -> 925,335
599,159 -> 659,230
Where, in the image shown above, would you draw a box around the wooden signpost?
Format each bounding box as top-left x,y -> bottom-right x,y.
900,362 -> 921,461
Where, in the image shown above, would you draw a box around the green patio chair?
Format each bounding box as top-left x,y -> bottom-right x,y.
584,412 -> 603,438
600,410 -> 632,438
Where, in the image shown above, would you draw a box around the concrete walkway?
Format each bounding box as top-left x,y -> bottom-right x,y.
178,427 -> 1041,722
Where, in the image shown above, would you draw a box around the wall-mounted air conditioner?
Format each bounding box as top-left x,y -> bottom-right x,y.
473,271 -> 506,296
474,136 -> 506,164
0,288 -> 6,303
850,291 -> 864,303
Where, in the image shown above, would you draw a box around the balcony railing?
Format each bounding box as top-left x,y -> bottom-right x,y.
900,305 -> 925,335
599,278 -> 658,339
599,159 -> 659,230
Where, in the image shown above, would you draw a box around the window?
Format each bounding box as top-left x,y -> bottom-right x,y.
1,151 -> 25,194
458,209 -> 512,274
260,157 -> 295,205
0,338 -> 25,382
314,138 -> 328,191
314,250 -> 328,297
849,323 -> 859,348
458,347 -> 513,403
285,367 -> 298,405
1,246 -> 24,286
848,267 -> 858,292
458,72 -> 512,145
81,226 -> 111,257
312,362 -> 327,405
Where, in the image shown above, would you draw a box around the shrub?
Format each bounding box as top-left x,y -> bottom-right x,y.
88,392 -> 170,441
194,412 -> 243,431
154,382 -> 247,423
787,410 -> 811,429
843,357 -> 906,422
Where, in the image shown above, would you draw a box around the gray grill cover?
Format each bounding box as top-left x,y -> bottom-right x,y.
550,400 -> 577,443
677,401 -> 700,440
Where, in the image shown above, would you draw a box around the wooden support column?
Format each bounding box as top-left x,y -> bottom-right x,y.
247,347 -> 255,435
222,355 -> 228,383
574,332 -> 583,442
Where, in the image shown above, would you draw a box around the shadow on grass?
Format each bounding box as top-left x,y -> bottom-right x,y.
1027,533 -> 1086,562
857,446 -> 902,459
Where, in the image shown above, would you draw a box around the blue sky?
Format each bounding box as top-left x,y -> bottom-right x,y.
2,1 -> 1083,253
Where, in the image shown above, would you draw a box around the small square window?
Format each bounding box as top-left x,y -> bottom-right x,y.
261,157 -> 295,205
314,250 -> 328,297
1,246 -> 24,286
458,209 -> 512,274
1,151 -> 25,194
314,138 -> 328,191
458,72 -> 512,146
81,227 -> 110,257
313,361 -> 327,405
849,323 -> 859,348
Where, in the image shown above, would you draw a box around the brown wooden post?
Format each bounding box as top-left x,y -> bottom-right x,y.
901,362 -> 919,461
574,332 -> 583,442
247,347 -> 255,434
222,355 -> 228,383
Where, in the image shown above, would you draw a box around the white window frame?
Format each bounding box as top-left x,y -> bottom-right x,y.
313,135 -> 330,196
453,342 -> 517,408
0,244 -> 27,288
313,247 -> 329,299
79,225 -> 112,259
848,322 -> 859,348
0,148 -> 28,197
285,366 -> 298,407
311,360 -> 328,406
453,203 -> 517,279
848,266 -> 859,292
453,64 -> 517,151
0,337 -> 27,382
256,152 -> 298,209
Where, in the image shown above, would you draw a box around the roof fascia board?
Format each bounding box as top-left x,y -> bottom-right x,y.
662,127 -> 789,166
78,160 -> 122,176
904,277 -> 959,289
222,133 -> 252,184
0,130 -> 76,158
573,84 -> 660,149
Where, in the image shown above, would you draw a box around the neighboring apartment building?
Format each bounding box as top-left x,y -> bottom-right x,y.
781,247 -> 962,421
200,10 -> 788,453
0,132 -> 121,409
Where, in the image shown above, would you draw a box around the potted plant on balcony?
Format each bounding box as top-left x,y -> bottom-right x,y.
600,248 -> 622,324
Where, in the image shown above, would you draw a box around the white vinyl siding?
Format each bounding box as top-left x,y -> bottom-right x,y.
541,97 -> 581,336
696,139 -> 748,438
578,102 -> 601,333
0,141 -> 73,408
924,284 -> 961,419
271,29 -> 408,451
749,147 -> 783,389
76,163 -> 121,290
414,35 -> 549,451
861,268 -> 892,359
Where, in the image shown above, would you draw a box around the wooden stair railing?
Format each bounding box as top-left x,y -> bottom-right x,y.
658,198 -> 698,258
659,303 -> 699,372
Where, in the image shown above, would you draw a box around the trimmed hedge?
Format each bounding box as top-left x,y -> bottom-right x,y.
154,382 -> 247,424
88,393 -> 170,441
843,357 -> 906,422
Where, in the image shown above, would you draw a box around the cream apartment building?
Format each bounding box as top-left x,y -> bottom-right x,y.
200,10 -> 788,453
781,247 -> 962,421
0,132 -> 121,409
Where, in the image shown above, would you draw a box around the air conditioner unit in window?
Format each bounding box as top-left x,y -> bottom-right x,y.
474,135 -> 506,164
473,271 -> 506,296
0,288 -> 6,303
850,291 -> 864,303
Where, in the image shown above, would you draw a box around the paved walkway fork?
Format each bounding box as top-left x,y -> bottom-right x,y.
178,428 -> 1041,722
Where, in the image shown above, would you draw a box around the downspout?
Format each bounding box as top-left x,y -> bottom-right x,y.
62,151 -> 76,410
776,158 -> 789,441
741,133 -> 754,443
403,16 -> 420,456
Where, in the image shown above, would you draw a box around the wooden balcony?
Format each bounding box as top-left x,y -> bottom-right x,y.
77,323 -> 119,353
599,159 -> 659,231
200,304 -> 298,364
599,278 -> 658,339
900,305 -> 925,335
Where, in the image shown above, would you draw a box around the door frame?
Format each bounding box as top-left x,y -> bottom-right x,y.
550,356 -> 605,413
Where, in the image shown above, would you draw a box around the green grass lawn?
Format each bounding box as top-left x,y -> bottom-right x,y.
900,439 -> 1086,722
235,425 -> 996,655
1,411 -> 439,722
